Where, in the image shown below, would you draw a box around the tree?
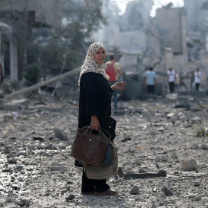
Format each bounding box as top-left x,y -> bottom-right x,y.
0,0 -> 107,80
37,0 -> 107,74
41,0 -> 107,71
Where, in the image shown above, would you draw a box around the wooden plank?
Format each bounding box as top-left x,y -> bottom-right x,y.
123,170 -> 167,179
5,67 -> 81,100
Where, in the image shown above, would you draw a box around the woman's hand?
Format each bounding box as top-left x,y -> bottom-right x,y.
111,81 -> 126,91
91,116 -> 100,131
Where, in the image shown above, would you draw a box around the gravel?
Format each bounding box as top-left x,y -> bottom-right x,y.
0,94 -> 208,207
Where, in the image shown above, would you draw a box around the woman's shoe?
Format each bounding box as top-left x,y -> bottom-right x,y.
95,189 -> 117,196
81,191 -> 95,195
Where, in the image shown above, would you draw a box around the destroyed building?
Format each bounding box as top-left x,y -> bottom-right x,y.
0,0 -> 62,28
0,0 -> 63,81
184,0 -> 208,62
94,0 -> 154,54
185,0 -> 208,36
94,0 -> 208,91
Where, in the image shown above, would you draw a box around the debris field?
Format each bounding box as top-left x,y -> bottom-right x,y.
0,93 -> 208,207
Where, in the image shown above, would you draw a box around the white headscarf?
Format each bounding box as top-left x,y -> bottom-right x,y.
78,42 -> 109,86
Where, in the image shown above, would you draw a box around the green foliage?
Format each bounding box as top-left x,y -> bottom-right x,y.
82,0 -> 108,33
42,0 -> 107,71
0,0 -> 107,78
4,115 -> 13,120
24,65 -> 41,86
193,123 -> 208,137
195,127 -> 208,137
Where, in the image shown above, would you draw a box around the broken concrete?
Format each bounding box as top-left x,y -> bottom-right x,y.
0,91 -> 207,207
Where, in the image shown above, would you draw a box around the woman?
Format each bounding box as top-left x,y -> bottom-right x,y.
77,43 -> 126,196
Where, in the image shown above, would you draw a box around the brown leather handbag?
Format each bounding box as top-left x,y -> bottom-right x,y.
84,147 -> 118,180
71,126 -> 112,165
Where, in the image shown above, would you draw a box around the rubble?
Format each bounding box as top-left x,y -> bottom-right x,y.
0,93 -> 207,207
130,186 -> 139,195
201,144 -> 208,150
181,159 -> 198,171
162,186 -> 173,196
124,170 -> 167,179
53,127 -> 69,141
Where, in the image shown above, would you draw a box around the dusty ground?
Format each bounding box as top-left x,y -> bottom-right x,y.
0,93 -> 208,208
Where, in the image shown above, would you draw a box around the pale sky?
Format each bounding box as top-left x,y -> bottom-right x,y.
110,0 -> 184,16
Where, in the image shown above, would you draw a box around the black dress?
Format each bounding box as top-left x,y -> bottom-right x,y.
77,72 -> 113,193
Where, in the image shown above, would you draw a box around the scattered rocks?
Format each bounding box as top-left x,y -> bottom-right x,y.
155,156 -> 168,162
173,171 -> 180,176
181,159 -> 198,171
2,168 -> 12,172
14,199 -> 30,207
150,131 -> 157,136
152,204 -> 157,208
50,166 -> 65,171
16,166 -> 24,171
162,186 -> 173,196
201,144 -> 208,150
66,180 -> 73,185
194,196 -> 202,201
46,133 -> 55,140
45,144 -> 57,150
199,163 -> 207,168
0,94 -> 207,207
121,137 -> 132,142
7,159 -> 17,164
188,194 -> 195,199
117,167 -> 124,177
175,102 -> 191,109
11,184 -> 20,190
27,144 -> 35,150
37,144 -> 45,149
130,186 -> 139,195
66,195 -> 75,202
194,181 -> 200,187
190,144 -> 199,149
16,152 -> 27,156
167,113 -> 175,118
53,127 -> 69,141
170,152 -> 178,159
139,168 -> 146,173
33,137 -> 44,142
158,127 -> 165,132
191,116 -> 201,124
184,122 -> 192,128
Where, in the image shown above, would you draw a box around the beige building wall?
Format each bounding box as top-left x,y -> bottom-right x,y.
0,0 -> 62,28
155,8 -> 183,54
108,28 -> 146,54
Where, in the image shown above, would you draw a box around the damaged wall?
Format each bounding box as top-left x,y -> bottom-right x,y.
184,0 -> 208,35
94,0 -> 158,54
93,0 -> 208,92
155,7 -> 187,56
184,0 -> 208,62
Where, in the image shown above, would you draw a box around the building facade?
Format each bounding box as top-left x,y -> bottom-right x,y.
0,0 -> 62,28
0,0 -> 63,80
184,0 -> 208,34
